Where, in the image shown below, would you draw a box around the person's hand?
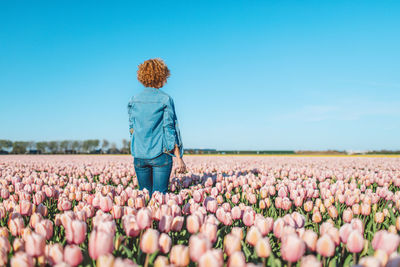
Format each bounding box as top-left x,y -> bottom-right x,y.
176,158 -> 187,173
130,128 -> 134,135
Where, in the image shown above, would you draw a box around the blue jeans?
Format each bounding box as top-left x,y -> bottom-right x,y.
134,152 -> 173,195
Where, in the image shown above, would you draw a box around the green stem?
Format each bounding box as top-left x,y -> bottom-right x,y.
144,253 -> 149,267
353,253 -> 357,265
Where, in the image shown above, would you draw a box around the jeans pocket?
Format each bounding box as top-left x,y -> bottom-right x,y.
152,153 -> 171,167
134,158 -> 145,168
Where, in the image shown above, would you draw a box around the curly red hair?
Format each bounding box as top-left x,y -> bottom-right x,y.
137,58 -> 170,88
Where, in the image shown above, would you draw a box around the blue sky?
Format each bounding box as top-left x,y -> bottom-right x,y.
0,0 -> 399,150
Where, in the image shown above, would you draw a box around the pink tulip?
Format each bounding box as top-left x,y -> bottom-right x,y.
35,219 -> 53,240
99,195 -> 113,212
227,251 -> 246,267
45,244 -> 64,265
375,212 -> 385,223
199,250 -> 223,267
193,190 -> 203,203
96,254 -> 115,267
189,234 -> 210,262
159,215 -> 173,233
312,211 -> 322,223
283,214 -> 296,228
64,245 -> 83,267
246,226 -> 262,246
170,245 -> 190,267
158,233 -> 172,254
200,223 -> 217,243
255,237 -> 271,258
302,230 -> 318,251
137,208 -> 152,230
0,236 -> 11,253
25,232 -> 45,257
339,223 -> 353,244
19,200 -> 33,216
255,217 -> 273,236
171,216 -> 184,231
361,203 -> 371,216
282,197 -> 292,211
304,201 -> 313,212
0,249 -> 7,266
224,233 -> 241,257
346,230 -> 364,253
300,255 -> 322,267
140,228 -> 159,254
281,233 -> 305,263
58,199 -> 72,211
316,234 -> 335,257
10,252 -> 34,267
111,205 -> 123,219
273,218 -> 285,239
350,218 -> 364,235
372,230 -> 400,255
65,220 -> 87,245
206,199 -> 218,213
187,215 -> 201,234
326,227 -> 340,246
231,227 -> 243,240
221,212 -> 232,226
242,209 -> 255,227
29,213 -> 43,229
12,238 -> 24,253
8,215 -> 24,236
95,220 -> 116,236
291,212 -> 305,228
231,206 -> 242,220
123,215 -> 140,237
88,230 -> 114,260
36,203 -> 48,217
343,208 -> 353,223
0,227 -> 8,238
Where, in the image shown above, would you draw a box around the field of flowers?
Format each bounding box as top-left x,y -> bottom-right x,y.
1,155 -> 400,267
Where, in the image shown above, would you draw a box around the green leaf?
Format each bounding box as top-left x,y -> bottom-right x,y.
328,258 -> 337,267
344,254 -> 353,266
241,241 -> 252,261
389,208 -> 396,225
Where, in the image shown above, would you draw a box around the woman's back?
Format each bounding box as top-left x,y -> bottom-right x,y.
128,87 -> 173,159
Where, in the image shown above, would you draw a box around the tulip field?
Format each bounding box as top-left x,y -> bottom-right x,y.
1,155 -> 400,267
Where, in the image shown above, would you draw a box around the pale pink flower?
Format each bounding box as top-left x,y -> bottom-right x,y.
88,230 -> 114,260
140,228 -> 159,254
64,245 -> 82,267
281,234 -> 305,263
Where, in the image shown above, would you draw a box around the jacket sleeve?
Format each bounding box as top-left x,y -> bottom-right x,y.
163,97 -> 183,157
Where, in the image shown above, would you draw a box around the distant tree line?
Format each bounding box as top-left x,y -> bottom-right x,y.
0,139 -> 130,154
365,150 -> 400,155
1,140 -> 399,155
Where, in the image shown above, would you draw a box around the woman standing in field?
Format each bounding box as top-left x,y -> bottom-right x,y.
127,58 -> 186,195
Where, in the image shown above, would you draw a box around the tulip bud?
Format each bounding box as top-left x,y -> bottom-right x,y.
281,234 -> 305,263
158,233 -> 172,254
255,237 -> 271,258
64,245 -> 83,267
140,228 -> 159,254
224,234 -> 241,257
170,245 -> 190,267
347,230 -> 364,253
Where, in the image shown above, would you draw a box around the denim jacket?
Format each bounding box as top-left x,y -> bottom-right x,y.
127,87 -> 183,159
